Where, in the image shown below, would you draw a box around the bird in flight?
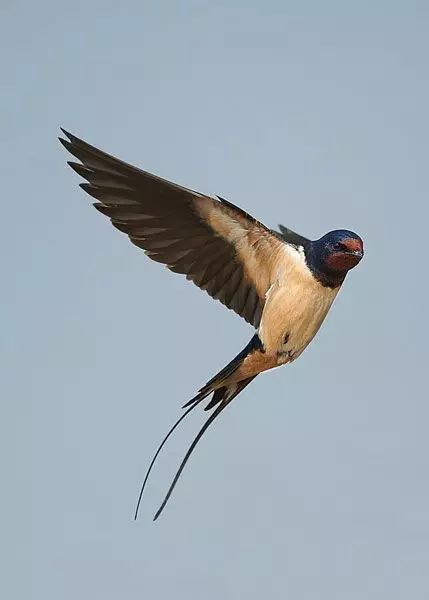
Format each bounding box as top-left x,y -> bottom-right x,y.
60,129 -> 364,520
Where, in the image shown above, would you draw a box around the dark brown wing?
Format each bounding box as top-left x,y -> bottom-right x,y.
275,224 -> 310,248
59,129 -> 288,328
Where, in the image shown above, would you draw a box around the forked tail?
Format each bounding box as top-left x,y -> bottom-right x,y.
134,334 -> 262,520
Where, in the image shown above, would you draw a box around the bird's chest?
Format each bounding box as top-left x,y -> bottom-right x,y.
259,276 -> 339,361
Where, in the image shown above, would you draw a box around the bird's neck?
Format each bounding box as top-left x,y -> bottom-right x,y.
304,244 -> 347,288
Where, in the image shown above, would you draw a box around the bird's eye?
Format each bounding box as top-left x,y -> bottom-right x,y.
333,242 -> 345,251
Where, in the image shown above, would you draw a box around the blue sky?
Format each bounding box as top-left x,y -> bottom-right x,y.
3,4 -> 429,599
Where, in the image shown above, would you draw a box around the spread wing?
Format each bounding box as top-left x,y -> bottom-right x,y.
275,224 -> 310,248
60,129 -> 297,328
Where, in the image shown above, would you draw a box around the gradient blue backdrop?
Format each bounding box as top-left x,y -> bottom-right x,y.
3,4 -> 429,599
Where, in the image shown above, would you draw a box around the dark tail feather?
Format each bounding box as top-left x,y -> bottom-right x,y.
181,387 -> 213,410
204,376 -> 256,411
153,376 -> 257,520
134,395 -> 206,520
153,400 -> 229,521
183,333 -> 263,409
136,335 -> 262,520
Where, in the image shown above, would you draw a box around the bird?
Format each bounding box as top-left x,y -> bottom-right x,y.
59,129 -> 364,520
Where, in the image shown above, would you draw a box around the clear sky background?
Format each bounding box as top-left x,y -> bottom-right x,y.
3,3 -> 429,599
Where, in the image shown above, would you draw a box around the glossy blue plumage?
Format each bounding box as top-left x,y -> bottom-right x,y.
305,230 -> 364,287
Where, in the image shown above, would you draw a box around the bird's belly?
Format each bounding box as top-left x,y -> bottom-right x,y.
259,280 -> 339,362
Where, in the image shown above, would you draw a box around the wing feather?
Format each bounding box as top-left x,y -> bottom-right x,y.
60,129 -> 304,327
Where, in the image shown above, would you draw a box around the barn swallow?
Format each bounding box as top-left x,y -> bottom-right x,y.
59,129 -> 364,520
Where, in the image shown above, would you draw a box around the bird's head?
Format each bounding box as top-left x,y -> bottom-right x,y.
307,230 -> 364,286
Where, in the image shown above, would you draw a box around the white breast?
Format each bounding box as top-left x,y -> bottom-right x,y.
259,244 -> 340,359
